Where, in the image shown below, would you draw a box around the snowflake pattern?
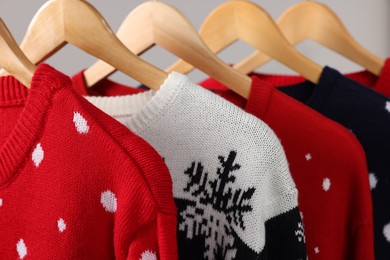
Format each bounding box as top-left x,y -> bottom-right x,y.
305,153 -> 312,161
295,222 -> 305,243
179,151 -> 255,259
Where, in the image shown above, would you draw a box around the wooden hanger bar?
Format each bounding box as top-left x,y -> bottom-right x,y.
0,0 -> 167,91
84,1 -> 251,98
168,1 -> 323,84
234,1 -> 384,75
0,18 -> 35,88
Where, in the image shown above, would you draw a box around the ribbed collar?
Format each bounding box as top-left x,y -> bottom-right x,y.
245,76 -> 274,118
71,70 -> 146,96
199,76 -> 274,118
201,67 -> 338,113
277,66 -> 340,112
85,72 -> 186,134
0,63 -> 70,188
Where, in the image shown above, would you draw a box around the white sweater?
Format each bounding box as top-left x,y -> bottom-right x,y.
85,72 -> 305,259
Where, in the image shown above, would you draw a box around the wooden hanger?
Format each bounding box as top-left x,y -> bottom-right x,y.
167,0 -> 323,84
234,1 -> 385,75
84,1 -> 251,98
0,19 -> 35,88
0,0 -> 167,91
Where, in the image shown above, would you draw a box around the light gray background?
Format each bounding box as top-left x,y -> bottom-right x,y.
1,0 -> 389,86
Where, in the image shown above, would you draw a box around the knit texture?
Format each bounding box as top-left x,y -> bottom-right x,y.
236,58 -> 390,98
197,75 -> 375,260
0,64 -> 178,260
72,71 -> 306,259
250,67 -> 389,260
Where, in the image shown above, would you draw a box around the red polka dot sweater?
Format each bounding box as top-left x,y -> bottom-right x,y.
0,64 -> 178,260
71,72 -> 374,260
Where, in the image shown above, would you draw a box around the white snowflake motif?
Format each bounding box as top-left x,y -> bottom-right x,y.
16,239 -> 27,259
314,246 -> 320,254
140,250 -> 157,260
57,218 -> 66,233
179,205 -> 237,259
369,173 -> 378,190
100,190 -> 117,213
0,198 -> 3,207
73,112 -> 89,134
322,178 -> 331,192
295,222 -> 305,243
385,101 -> 390,113
179,151 -> 251,259
32,143 -> 44,167
305,153 -> 312,161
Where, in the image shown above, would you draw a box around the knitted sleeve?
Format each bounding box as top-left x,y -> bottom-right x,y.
107,130 -> 178,260
77,94 -> 178,260
259,128 -> 307,259
346,139 -> 374,259
126,216 -> 177,260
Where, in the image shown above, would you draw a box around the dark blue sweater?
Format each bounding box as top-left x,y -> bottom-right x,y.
278,67 -> 390,260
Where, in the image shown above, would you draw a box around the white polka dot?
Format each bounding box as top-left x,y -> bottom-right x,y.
314,246 -> 320,254
384,222 -> 390,243
73,112 -> 89,134
369,173 -> 378,190
140,250 -> 157,260
57,218 -> 66,233
322,178 -> 331,191
305,153 -> 312,161
100,190 -> 117,213
385,101 -> 390,113
16,239 -> 27,259
32,143 -> 44,167
0,198 -> 2,207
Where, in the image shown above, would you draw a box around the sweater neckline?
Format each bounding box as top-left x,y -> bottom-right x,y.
0,63 -> 69,188
244,76 -> 273,118
84,71 -> 185,133
276,66 -> 339,112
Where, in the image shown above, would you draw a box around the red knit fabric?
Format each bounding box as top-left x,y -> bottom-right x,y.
0,64 -> 177,260
72,71 -> 374,260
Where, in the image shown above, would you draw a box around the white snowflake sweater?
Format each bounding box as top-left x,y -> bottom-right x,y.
83,72 -> 306,259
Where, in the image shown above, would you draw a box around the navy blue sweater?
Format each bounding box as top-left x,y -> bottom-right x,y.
278,67 -> 390,260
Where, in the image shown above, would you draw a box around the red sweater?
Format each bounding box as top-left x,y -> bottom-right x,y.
0,64 -> 177,260
71,72 -> 374,260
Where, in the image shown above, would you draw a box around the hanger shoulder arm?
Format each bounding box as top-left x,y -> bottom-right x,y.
0,19 -> 35,87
